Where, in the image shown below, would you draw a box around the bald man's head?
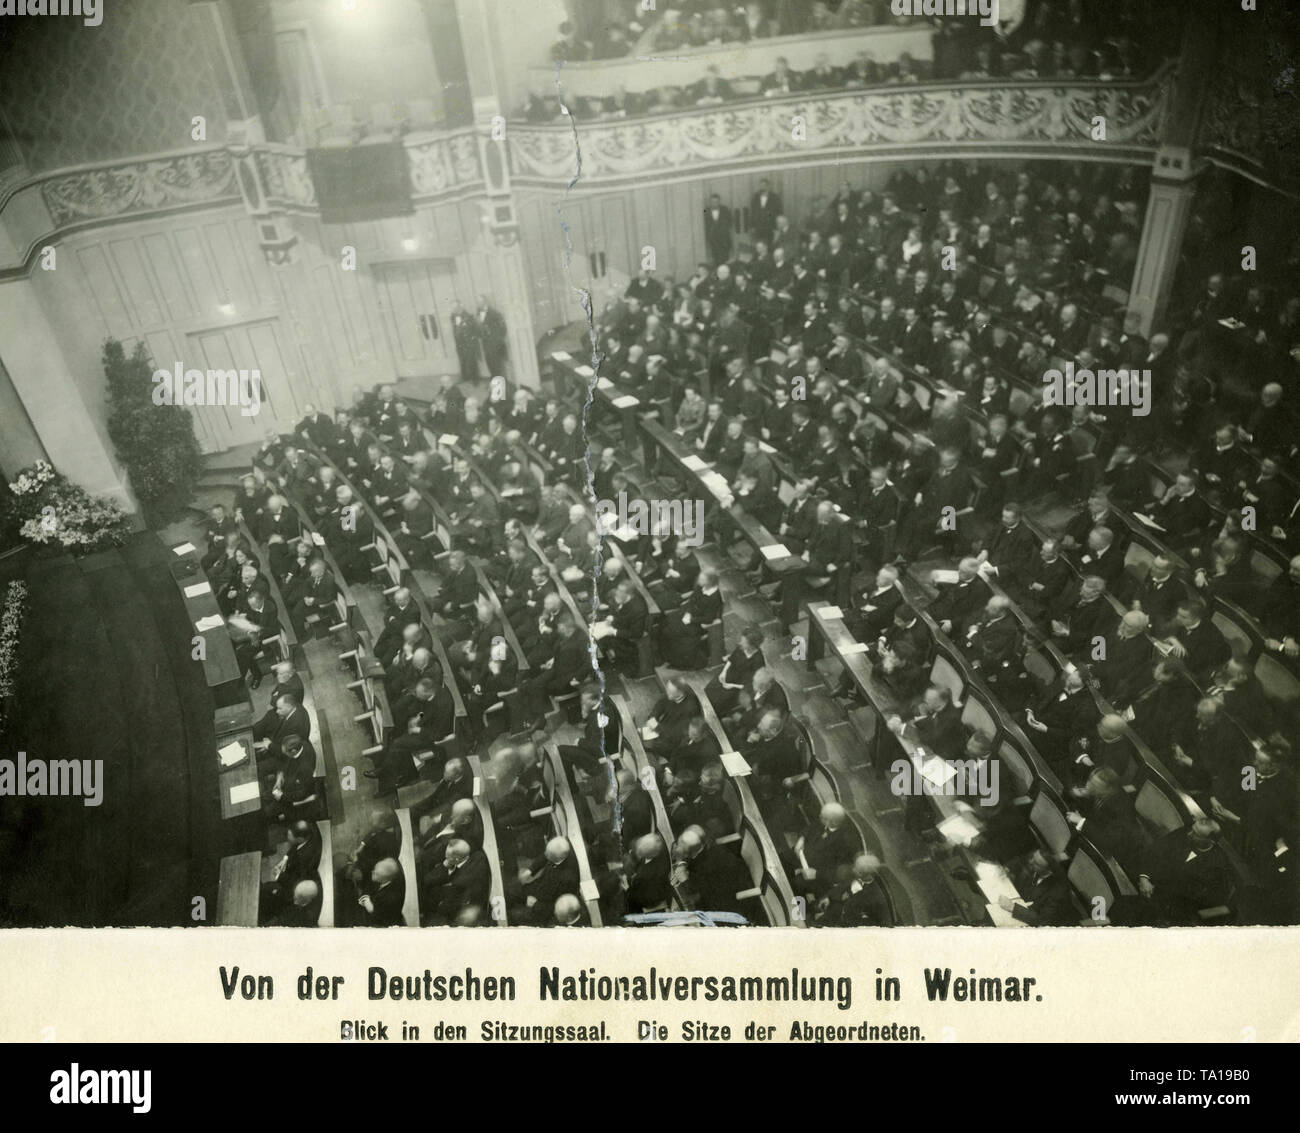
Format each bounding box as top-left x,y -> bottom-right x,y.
852,853 -> 882,883
553,894 -> 582,925
371,857 -> 400,886
292,879 -> 320,908
545,837 -> 571,865
635,834 -> 664,862
677,827 -> 705,860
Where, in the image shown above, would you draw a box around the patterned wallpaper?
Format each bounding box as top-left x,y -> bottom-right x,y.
0,0 -> 226,174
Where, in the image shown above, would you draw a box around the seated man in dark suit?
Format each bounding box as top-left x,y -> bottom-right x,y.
672,825 -> 752,917
594,578 -> 649,675
1003,848 -> 1076,926
289,558 -> 339,638
266,879 -> 323,928
253,691 -> 311,763
793,802 -> 859,901
1137,818 -> 1235,926
514,836 -> 582,926
819,852 -> 896,927
259,819 -> 322,924
421,838 -> 491,926
357,857 -> 406,926
1066,766 -> 1144,879
262,733 -> 319,823
373,586 -> 424,662
625,833 -> 673,915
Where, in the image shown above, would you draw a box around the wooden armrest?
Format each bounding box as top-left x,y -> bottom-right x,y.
735,887 -> 761,900
529,806 -> 553,818
716,832 -> 741,845
361,745 -> 383,757
1197,905 -> 1231,919
785,773 -> 811,786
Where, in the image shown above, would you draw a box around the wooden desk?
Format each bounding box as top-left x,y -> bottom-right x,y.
167,543 -> 243,703
215,726 -> 260,820
216,851 -> 262,926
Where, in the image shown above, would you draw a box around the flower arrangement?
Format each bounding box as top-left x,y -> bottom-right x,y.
3,462 -> 131,556
0,580 -> 27,710
7,460 -> 56,497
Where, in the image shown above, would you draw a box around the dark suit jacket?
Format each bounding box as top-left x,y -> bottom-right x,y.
364,876 -> 407,927
424,851 -> 491,923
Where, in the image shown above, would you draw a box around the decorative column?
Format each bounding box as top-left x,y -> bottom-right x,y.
444,0 -> 544,389
1128,149 -> 1200,337
1127,15 -> 1218,337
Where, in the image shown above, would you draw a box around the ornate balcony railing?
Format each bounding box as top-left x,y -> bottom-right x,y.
0,128 -> 487,276
507,72 -> 1175,189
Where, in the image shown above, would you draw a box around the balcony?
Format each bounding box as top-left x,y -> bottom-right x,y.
507,69 -> 1175,190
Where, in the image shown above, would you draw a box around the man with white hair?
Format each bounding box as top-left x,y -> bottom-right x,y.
793,802 -> 859,900
516,836 -> 580,925
820,853 -> 894,927
625,833 -> 672,914
421,837 -> 491,927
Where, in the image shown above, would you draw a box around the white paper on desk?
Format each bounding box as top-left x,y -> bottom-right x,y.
839,642 -> 869,655
937,811 -> 981,846
611,395 -> 640,408
1133,512 -> 1167,532
574,365 -> 595,377
719,750 -> 751,777
921,757 -> 958,790
229,781 -> 260,806
551,350 -> 573,361
759,543 -> 791,560
612,525 -> 640,541
183,581 -> 211,598
815,605 -> 844,620
595,376 -> 614,389
172,542 -> 197,556
929,569 -> 959,586
975,860 -> 1019,903
758,441 -> 776,453
437,433 -> 460,447
310,531 -> 326,546
194,614 -> 224,632
985,902 -> 1027,927
218,741 -> 247,768
682,455 -> 708,471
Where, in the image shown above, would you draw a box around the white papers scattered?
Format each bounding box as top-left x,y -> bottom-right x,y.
194,615 -> 224,632
437,433 -> 460,447
681,455 -> 708,471
815,605 -> 844,620
611,395 -> 640,408
612,525 -> 640,541
183,581 -> 211,598
551,350 -> 573,361
228,781 -> 260,806
759,543 -> 791,560
218,741 -> 247,769
1133,513 -> 1166,531
929,569 -> 959,586
938,812 -> 982,846
719,750 -> 751,777
311,532 -> 326,546
574,365 -> 595,377
985,902 -> 1027,927
172,542 -> 197,556
839,642 -> 869,655
595,377 -> 614,390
